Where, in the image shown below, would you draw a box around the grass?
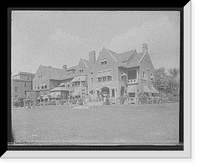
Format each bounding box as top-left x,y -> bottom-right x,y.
11,103 -> 179,145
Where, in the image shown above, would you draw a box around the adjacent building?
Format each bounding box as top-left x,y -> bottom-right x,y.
11,72 -> 35,100
32,43 -> 158,103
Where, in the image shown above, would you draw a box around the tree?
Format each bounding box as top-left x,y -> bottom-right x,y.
154,67 -> 180,97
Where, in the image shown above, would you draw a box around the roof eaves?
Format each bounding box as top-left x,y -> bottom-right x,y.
82,59 -> 89,68
139,51 -> 147,63
106,48 -> 118,62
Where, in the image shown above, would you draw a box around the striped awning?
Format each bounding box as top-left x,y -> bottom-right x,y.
143,85 -> 152,93
50,87 -> 68,92
59,82 -> 68,87
71,76 -> 86,82
151,87 -> 159,94
49,92 -> 61,98
121,72 -> 127,77
43,94 -> 50,99
127,85 -> 137,93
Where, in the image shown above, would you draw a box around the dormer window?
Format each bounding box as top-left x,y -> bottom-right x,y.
151,74 -> 154,80
38,74 -> 42,79
79,67 -> 83,73
143,71 -> 146,79
101,58 -> 107,65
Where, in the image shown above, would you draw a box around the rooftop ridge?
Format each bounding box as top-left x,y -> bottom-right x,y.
40,65 -> 63,71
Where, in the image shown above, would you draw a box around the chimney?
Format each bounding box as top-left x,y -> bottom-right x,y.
63,65 -> 67,72
142,43 -> 148,53
89,51 -> 96,68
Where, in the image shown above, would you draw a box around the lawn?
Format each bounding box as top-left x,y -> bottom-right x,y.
11,103 -> 179,145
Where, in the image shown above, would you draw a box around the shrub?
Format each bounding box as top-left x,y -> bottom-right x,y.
138,93 -> 148,104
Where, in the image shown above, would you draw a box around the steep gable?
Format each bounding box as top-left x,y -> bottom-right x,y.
139,51 -> 154,70
70,58 -> 89,77
106,49 -> 137,64
94,47 -> 119,71
126,52 -> 144,68
82,59 -> 89,68
119,49 -> 136,63
34,65 -> 63,81
106,49 -> 119,61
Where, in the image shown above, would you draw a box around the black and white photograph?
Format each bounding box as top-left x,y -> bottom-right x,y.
5,4 -> 192,158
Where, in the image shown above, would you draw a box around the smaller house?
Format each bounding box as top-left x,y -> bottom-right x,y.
32,65 -> 63,95
25,90 -> 40,106
12,72 -> 35,101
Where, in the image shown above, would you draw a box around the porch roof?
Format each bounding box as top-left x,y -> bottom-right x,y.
127,85 -> 138,93
151,87 -> 159,94
143,85 -> 152,93
71,75 -> 86,82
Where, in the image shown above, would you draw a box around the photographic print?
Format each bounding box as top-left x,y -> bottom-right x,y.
5,4 -> 191,158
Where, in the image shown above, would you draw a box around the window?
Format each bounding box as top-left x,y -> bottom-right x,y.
45,85 -> 47,89
38,74 -> 42,79
111,89 -> 115,97
143,71 -> 146,78
15,87 -> 18,92
25,90 -> 26,95
128,70 -> 137,80
102,77 -> 106,82
79,68 -> 83,73
75,82 -> 80,87
101,58 -> 107,65
151,74 -> 154,80
121,75 -> 126,81
107,76 -> 112,81
24,83 -> 26,87
98,77 -> 102,82
41,86 -> 44,89
129,93 -> 135,97
90,77 -> 93,83
15,95 -> 18,97
37,86 -> 39,90
27,77 -> 29,80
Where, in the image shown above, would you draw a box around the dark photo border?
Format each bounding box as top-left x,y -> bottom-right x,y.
4,2 -> 190,157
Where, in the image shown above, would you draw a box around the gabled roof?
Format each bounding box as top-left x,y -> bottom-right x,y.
82,59 -> 89,68
119,49 -> 136,63
126,52 -> 144,68
39,65 -> 63,80
106,49 -> 119,61
107,49 -> 136,63
12,71 -> 35,77
60,58 -> 89,80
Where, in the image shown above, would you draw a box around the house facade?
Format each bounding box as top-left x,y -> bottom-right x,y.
32,58 -> 90,99
11,72 -> 35,100
32,43 -> 158,103
87,43 -> 156,103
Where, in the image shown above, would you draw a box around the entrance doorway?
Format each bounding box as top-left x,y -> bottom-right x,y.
120,86 -> 125,97
101,87 -> 110,97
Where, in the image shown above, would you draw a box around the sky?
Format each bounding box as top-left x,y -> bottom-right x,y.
11,11 -> 180,75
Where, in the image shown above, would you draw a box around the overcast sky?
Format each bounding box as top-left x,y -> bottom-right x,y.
11,11 -> 180,75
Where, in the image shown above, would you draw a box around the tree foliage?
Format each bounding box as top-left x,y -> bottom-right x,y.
153,67 -> 180,96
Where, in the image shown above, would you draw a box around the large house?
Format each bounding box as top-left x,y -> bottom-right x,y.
11,72 -> 35,100
32,43 -> 158,104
